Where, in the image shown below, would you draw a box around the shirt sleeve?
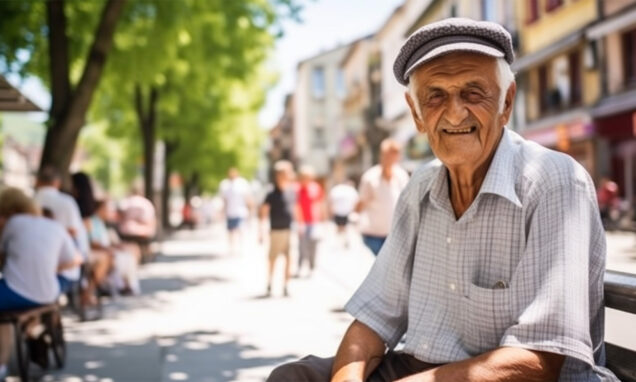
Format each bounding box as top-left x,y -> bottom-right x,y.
358,173 -> 373,204
344,181 -> 420,348
500,180 -> 605,371
58,229 -> 78,265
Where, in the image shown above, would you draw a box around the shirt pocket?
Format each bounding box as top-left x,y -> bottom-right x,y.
461,282 -> 513,356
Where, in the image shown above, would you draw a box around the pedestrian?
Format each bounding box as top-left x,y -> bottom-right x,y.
295,165 -> 324,277
35,167 -> 93,298
259,160 -> 295,297
117,185 -> 157,262
356,139 -> 409,256
267,18 -> 618,381
0,188 -> 82,379
219,167 -> 253,253
597,176 -> 620,228
328,179 -> 359,249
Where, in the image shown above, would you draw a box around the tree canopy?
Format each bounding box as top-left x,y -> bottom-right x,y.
0,0 -> 302,194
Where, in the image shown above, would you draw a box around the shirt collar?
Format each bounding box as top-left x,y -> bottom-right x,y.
425,128 -> 522,211
477,129 -> 522,208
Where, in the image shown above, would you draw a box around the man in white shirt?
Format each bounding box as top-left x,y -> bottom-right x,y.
356,139 -> 409,255
328,180 -> 359,249
220,168 -> 253,252
34,167 -> 88,286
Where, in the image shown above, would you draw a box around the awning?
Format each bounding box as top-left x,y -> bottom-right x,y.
512,31 -> 583,72
0,76 -> 42,112
587,6 -> 636,40
592,88 -> 636,118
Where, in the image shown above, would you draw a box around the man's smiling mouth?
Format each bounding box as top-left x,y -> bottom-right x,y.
442,126 -> 477,134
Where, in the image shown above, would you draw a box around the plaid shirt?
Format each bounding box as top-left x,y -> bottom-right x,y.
345,129 -> 618,381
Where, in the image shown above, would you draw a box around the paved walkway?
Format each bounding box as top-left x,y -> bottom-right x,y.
37,223 -> 374,382
11,225 -> 634,382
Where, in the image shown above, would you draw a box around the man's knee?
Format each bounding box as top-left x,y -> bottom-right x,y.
267,355 -> 333,381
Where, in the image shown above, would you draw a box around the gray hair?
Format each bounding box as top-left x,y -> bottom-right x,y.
408,57 -> 515,116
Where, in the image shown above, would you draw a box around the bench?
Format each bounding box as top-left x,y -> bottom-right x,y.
604,270 -> 636,382
0,303 -> 65,381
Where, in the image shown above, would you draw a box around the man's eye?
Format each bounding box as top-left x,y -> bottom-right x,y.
466,91 -> 483,101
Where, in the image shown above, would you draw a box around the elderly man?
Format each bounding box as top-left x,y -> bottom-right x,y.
267,18 -> 618,382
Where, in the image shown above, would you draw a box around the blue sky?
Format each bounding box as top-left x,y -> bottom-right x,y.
260,0 -> 404,128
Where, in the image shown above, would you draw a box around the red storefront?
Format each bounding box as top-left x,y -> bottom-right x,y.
595,110 -> 636,205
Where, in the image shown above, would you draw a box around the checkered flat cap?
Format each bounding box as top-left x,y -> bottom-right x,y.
393,18 -> 514,86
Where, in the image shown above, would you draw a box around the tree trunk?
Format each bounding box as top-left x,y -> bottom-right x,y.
161,140 -> 178,230
46,0 -> 71,128
135,84 -> 158,203
39,0 -> 127,180
183,172 -> 199,204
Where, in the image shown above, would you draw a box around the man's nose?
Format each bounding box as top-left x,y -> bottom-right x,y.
443,96 -> 469,127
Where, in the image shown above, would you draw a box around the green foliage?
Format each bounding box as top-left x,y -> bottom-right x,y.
92,0 -> 298,192
0,0 -> 304,194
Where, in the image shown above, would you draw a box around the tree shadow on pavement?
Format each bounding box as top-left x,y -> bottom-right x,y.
160,331 -> 297,382
41,331 -> 297,382
154,253 -> 224,263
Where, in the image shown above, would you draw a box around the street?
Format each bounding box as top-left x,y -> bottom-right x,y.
27,223 -> 636,382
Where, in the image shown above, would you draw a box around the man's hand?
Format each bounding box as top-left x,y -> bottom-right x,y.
394,347 -> 564,382
331,320 -> 386,382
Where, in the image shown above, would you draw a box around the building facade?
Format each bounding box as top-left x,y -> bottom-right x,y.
294,44 -> 350,179
513,0 -> 601,178
588,0 -> 636,207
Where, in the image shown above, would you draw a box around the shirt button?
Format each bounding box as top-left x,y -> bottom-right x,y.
446,237 -> 452,244
449,283 -> 456,291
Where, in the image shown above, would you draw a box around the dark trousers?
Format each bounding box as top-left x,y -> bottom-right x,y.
267,351 -> 438,381
361,234 -> 386,256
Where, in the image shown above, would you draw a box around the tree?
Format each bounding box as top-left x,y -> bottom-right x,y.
0,0 -> 127,182
92,0 -> 297,202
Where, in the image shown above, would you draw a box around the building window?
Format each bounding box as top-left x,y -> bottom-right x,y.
622,28 -> 636,85
568,51 -> 582,105
546,0 -> 563,12
312,127 -> 327,149
527,0 -> 539,23
312,67 -> 325,99
336,69 -> 346,99
481,0 -> 497,21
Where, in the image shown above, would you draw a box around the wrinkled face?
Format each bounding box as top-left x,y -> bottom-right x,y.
406,52 -> 514,169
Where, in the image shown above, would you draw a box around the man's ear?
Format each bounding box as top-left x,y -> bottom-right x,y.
405,91 -> 425,133
500,81 -> 516,126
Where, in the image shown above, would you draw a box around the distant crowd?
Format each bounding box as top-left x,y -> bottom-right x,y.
213,138 -> 410,298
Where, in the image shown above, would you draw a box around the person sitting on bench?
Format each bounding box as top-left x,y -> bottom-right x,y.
0,187 -> 82,378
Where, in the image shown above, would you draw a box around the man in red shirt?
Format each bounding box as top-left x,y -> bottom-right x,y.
296,165 -> 325,277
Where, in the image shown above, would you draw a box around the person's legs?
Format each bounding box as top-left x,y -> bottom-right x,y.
0,324 -> 12,370
297,229 -> 310,274
267,230 -> 283,295
267,352 -> 437,382
281,229 -> 291,296
0,279 -> 41,370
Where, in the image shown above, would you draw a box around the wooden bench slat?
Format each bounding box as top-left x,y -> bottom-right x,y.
0,304 -> 58,324
604,270 -> 636,315
606,343 -> 636,382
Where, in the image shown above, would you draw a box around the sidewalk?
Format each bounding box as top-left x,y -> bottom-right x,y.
37,223 -> 375,382
23,225 -> 636,381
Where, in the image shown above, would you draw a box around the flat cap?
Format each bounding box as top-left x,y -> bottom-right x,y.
393,18 -> 514,86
